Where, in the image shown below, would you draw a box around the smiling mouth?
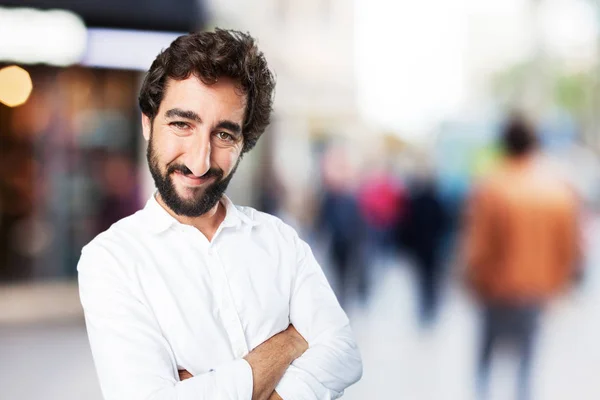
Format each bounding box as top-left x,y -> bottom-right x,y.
174,171 -> 213,186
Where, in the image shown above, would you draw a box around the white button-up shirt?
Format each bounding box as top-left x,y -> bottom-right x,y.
78,195 -> 362,400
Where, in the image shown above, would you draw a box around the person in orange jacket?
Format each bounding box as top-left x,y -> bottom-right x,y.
463,114 -> 581,400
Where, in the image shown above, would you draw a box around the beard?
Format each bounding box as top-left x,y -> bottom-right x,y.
147,136 -> 239,217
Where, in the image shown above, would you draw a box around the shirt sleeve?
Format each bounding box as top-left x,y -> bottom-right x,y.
78,243 -> 253,400
275,231 -> 363,400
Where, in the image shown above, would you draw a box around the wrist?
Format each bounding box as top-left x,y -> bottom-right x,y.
275,332 -> 299,362
280,330 -> 305,360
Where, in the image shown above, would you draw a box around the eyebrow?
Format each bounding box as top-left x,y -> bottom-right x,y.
216,120 -> 242,136
164,108 -> 202,123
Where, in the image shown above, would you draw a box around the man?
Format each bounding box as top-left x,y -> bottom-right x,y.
400,174 -> 447,327
78,29 -> 362,400
317,144 -> 366,308
463,114 -> 580,400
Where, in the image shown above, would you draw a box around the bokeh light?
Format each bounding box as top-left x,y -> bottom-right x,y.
0,65 -> 33,107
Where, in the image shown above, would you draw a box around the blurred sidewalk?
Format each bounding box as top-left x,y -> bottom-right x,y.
0,280 -> 83,325
0,282 -> 100,400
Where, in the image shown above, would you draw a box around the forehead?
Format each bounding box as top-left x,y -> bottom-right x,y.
160,76 -> 246,121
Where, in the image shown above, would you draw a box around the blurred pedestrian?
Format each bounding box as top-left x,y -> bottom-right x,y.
463,114 -> 581,400
358,164 -> 406,266
400,175 -> 447,327
317,145 -> 366,307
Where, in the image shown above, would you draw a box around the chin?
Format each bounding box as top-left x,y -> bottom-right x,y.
173,180 -> 201,194
176,189 -> 203,205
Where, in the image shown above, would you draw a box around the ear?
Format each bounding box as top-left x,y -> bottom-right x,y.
142,113 -> 152,141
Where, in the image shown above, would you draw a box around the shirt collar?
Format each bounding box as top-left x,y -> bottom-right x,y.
219,194 -> 260,229
142,193 -> 259,234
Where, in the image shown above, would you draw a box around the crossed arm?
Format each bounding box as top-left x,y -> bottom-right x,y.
178,325 -> 307,400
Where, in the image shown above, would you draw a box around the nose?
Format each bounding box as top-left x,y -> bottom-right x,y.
183,132 -> 211,177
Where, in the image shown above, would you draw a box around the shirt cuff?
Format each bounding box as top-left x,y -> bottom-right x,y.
177,358 -> 253,400
275,365 -> 341,400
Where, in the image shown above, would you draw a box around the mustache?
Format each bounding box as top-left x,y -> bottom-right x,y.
167,164 -> 223,180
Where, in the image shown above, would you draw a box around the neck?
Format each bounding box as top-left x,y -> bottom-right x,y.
508,151 -> 534,164
155,193 -> 226,241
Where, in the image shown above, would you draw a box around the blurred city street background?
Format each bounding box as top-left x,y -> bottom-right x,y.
2,0 -> 600,399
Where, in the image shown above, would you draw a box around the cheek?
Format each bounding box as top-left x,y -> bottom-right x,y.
213,148 -> 241,173
156,135 -> 185,165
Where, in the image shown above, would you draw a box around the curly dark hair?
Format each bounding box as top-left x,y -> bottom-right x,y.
501,113 -> 538,157
139,29 -> 276,154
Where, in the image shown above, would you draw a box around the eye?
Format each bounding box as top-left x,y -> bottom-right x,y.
216,131 -> 235,141
170,121 -> 190,130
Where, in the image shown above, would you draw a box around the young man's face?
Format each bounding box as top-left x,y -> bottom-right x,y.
142,75 -> 246,217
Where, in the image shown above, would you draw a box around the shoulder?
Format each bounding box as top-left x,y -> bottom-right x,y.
78,210 -> 148,274
84,210 -> 146,248
237,205 -> 293,231
235,205 -> 305,247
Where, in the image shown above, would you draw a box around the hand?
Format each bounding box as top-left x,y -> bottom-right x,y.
178,369 -> 193,381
